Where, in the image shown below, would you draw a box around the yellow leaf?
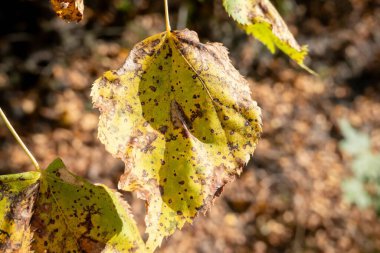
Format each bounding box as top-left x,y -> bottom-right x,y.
92,29 -> 262,251
50,0 -> 84,22
31,158 -> 146,253
223,0 -> 315,73
0,172 -> 40,252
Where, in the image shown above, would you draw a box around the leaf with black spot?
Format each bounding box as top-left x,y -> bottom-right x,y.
31,158 -> 146,253
0,159 -> 146,253
92,29 -> 262,250
0,172 -> 40,252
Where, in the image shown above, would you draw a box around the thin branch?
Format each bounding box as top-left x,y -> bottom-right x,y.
0,108 -> 40,171
164,0 -> 171,33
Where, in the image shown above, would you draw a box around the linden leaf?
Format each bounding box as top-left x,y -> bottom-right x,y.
0,159 -> 145,252
50,0 -> 84,22
223,0 -> 314,73
31,158 -> 146,253
92,29 -> 262,250
0,172 -> 40,252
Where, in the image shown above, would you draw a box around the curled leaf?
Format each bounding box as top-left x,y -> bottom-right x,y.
50,0 -> 84,22
0,172 -> 40,252
92,29 -> 262,250
223,0 -> 314,73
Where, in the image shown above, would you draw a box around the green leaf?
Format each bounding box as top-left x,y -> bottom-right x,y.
222,0 -> 313,73
0,172 -> 40,252
342,178 -> 372,208
339,119 -> 371,156
91,29 -> 262,250
31,158 -> 146,253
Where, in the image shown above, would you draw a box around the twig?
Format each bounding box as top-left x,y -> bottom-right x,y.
164,0 -> 171,33
0,108 -> 40,171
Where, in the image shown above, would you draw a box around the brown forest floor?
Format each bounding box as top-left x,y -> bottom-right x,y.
1,1 -> 380,252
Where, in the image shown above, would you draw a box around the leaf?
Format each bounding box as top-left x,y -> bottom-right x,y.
91,29 -> 262,250
352,153 -> 380,181
339,119 -> 371,156
0,159 -> 146,253
223,0 -> 313,73
0,172 -> 40,252
31,158 -> 146,253
50,0 -> 84,22
342,178 -> 372,208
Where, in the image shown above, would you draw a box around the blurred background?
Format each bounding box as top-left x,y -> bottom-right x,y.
1,0 -> 380,252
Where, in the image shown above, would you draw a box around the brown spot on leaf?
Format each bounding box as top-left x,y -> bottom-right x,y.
170,100 -> 192,130
159,185 -> 164,196
78,236 -> 106,252
159,125 -> 168,134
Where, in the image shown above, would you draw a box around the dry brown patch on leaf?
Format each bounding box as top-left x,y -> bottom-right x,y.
50,0 -> 84,22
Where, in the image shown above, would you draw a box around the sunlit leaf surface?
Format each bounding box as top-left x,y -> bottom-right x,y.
0,159 -> 146,253
92,29 -> 262,250
223,0 -> 313,73
50,0 -> 84,22
0,172 -> 40,252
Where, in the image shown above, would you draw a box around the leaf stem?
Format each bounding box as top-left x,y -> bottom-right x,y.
0,107 -> 40,171
164,0 -> 171,33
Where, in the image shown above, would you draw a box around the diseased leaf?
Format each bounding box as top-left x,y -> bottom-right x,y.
223,0 -> 313,72
31,158 -> 146,253
0,172 -> 40,252
92,29 -> 262,250
50,0 -> 84,22
0,159 -> 145,253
